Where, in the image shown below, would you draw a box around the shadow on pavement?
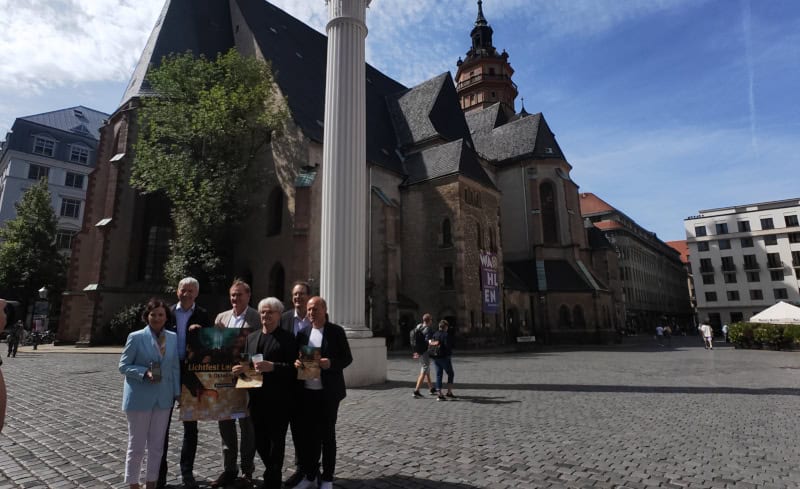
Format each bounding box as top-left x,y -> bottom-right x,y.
336,475 -> 480,488
357,379 -> 800,396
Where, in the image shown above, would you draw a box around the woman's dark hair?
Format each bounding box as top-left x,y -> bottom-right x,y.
141,298 -> 172,325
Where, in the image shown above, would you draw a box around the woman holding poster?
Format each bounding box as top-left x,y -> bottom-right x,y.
119,298 -> 180,489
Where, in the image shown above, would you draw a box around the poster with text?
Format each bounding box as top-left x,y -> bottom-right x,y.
480,250 -> 499,314
179,327 -> 251,421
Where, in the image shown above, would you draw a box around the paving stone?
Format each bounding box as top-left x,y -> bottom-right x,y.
1,337 -> 800,487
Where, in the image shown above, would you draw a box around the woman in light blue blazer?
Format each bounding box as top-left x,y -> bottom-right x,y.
119,298 -> 180,489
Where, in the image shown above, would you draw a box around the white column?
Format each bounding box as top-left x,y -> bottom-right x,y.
320,0 -> 371,337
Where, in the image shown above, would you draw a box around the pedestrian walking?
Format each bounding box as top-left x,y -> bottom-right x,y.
699,320 -> 713,350
429,319 -> 455,401
410,313 -> 435,398
6,321 -> 21,358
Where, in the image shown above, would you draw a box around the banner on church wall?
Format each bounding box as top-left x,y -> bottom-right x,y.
480,251 -> 499,314
179,327 -> 250,422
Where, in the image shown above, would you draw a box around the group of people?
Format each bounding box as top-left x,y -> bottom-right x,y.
118,278 -> 352,489
410,313 -> 455,401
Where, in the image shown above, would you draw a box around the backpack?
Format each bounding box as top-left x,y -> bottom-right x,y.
411,325 -> 428,354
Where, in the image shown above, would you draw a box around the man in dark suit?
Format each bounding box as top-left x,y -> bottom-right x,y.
233,297 -> 298,489
158,277 -> 211,489
291,296 -> 352,489
279,281 -> 311,488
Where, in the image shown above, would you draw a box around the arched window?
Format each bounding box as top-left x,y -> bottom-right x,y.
573,305 -> 586,328
442,218 -> 452,247
558,305 -> 571,328
268,262 -> 285,302
476,221 -> 483,250
540,181 -> 559,244
489,227 -> 496,252
266,187 -> 283,236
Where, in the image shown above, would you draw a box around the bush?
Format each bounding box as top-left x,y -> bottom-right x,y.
728,322 -> 753,348
782,324 -> 800,348
106,303 -> 146,345
752,324 -> 786,350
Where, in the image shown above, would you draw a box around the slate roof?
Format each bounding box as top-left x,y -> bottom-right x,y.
20,106 -> 107,140
1,106 -> 109,167
466,103 -> 566,165
504,259 -> 594,292
386,72 -> 471,150
120,0 -> 235,106
402,139 -> 496,190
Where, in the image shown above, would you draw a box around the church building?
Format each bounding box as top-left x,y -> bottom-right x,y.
58,0 -> 622,347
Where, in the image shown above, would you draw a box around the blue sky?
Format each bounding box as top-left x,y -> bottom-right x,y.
1,0 -> 797,241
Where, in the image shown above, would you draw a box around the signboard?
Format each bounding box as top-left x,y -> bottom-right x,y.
480,250 -> 499,314
179,327 -> 250,421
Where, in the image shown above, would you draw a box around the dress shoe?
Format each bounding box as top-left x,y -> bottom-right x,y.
211,471 -> 238,488
182,475 -> 199,489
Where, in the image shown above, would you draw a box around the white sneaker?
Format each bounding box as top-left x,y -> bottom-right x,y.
319,481 -> 333,489
292,478 -> 317,489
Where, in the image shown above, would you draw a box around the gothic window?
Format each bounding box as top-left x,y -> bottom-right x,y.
540,182 -> 559,244
442,265 -> 454,289
143,225 -> 171,283
266,187 -> 283,236
476,221 -> 482,250
573,305 -> 586,328
269,262 -> 285,302
558,305 -> 571,328
489,227 -> 496,252
441,218 -> 452,247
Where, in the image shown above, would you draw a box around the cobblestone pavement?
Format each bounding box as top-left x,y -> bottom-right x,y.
1,336 -> 800,488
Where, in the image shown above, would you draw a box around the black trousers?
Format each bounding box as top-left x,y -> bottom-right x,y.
157,410 -> 199,486
297,389 -> 340,482
250,400 -> 290,489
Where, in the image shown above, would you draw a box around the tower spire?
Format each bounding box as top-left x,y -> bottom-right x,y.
476,0 -> 487,26
455,0 -> 518,113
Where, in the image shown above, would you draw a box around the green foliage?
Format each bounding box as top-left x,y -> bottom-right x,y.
105,302 -> 146,345
130,48 -> 287,286
727,322 -> 752,348
734,322 -> 796,350
0,179 -> 66,304
782,324 -> 800,347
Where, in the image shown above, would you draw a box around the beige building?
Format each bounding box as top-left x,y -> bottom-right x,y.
684,198 -> 800,328
581,193 -> 693,333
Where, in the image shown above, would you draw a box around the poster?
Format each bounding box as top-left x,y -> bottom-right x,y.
179,327 -> 250,421
480,251 -> 499,314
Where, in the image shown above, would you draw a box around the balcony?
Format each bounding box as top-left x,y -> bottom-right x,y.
743,262 -> 760,271
767,260 -> 784,270
457,73 -> 518,92
721,263 -> 736,272
699,265 -> 714,274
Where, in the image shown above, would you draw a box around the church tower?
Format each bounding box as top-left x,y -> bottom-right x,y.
455,1 -> 518,113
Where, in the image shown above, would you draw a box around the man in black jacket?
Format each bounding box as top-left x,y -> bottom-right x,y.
158,277 -> 211,489
291,296 -> 352,489
279,281 -> 311,488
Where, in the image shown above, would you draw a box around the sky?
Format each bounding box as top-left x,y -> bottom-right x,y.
1,0 -> 798,241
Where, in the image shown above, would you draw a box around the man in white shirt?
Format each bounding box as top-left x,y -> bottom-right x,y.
212,280 -> 259,487
699,321 -> 713,350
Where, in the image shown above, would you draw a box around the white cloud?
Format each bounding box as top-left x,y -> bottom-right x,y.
0,0 -> 164,92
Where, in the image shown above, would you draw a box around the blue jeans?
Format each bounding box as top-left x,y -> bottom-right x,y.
433,357 -> 454,391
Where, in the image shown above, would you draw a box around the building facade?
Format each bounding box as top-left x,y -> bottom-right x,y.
684,198 -> 800,328
0,107 -> 108,254
580,193 -> 693,333
59,0 -> 621,346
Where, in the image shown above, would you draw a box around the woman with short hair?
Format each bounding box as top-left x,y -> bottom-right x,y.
119,298 -> 180,489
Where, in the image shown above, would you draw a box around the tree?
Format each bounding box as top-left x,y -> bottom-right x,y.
0,179 -> 67,311
130,48 -> 287,286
